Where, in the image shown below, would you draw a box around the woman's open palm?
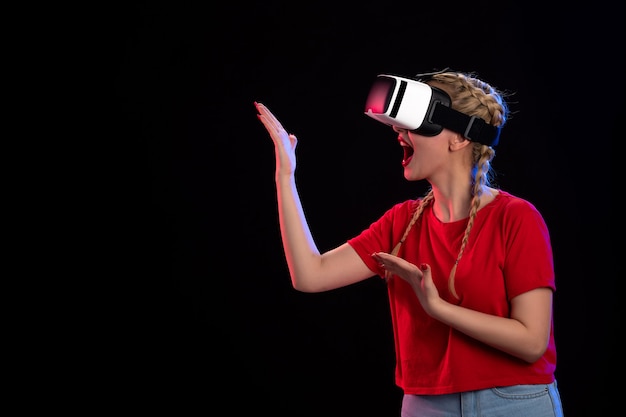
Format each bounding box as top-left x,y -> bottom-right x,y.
255,102 -> 298,176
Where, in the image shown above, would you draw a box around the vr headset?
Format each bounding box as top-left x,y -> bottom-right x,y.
364,73 -> 501,146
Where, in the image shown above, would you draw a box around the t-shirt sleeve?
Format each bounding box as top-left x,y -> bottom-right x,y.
347,201 -> 414,278
502,199 -> 556,299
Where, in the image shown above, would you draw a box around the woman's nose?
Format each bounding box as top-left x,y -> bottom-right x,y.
392,126 -> 407,134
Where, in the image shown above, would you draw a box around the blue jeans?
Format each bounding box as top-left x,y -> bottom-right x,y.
401,381 -> 563,417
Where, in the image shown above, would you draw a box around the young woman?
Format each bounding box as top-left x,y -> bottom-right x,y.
255,69 -> 563,416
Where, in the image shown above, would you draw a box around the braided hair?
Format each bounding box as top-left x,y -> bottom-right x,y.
387,71 -> 510,299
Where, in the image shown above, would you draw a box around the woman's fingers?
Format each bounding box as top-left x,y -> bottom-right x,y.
256,101 -> 298,173
255,102 -> 285,132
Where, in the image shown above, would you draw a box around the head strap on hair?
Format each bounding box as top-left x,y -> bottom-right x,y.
415,67 -> 500,146
429,104 -> 501,146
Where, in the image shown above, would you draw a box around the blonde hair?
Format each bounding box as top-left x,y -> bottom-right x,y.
388,71 -> 510,299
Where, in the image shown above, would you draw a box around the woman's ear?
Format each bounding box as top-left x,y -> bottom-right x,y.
449,133 -> 472,151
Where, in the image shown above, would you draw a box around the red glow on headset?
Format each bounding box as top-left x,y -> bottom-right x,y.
365,77 -> 395,114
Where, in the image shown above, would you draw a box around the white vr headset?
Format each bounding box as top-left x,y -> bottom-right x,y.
364,73 -> 501,146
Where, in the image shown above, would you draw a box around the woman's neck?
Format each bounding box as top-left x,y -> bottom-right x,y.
430,186 -> 497,223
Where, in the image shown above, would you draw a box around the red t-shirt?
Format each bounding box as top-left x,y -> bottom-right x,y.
347,190 -> 557,395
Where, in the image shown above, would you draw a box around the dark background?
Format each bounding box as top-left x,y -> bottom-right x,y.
115,1 -> 621,415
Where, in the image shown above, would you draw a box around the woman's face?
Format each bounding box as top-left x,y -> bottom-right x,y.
393,126 -> 460,182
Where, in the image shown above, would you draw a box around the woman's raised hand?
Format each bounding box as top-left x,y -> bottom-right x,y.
255,102 -> 298,177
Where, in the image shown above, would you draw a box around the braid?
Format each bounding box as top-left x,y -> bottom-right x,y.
430,71 -> 508,299
431,72 -> 509,128
385,189 -> 434,281
447,153 -> 485,298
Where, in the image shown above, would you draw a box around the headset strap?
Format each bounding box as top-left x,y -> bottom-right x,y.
430,103 -> 501,146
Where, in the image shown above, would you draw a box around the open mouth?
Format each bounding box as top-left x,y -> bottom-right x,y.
399,137 -> 414,167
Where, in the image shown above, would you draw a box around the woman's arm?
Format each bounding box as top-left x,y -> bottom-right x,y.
256,102 -> 373,292
372,252 -> 552,363
430,287 -> 553,363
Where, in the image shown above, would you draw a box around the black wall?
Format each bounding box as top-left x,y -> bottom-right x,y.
116,2 -> 621,415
